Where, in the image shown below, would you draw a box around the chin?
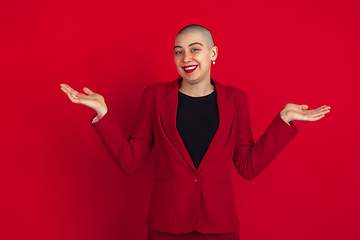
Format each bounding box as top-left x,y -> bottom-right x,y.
182,76 -> 201,84
180,73 -> 200,82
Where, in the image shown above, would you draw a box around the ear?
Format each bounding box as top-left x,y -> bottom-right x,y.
211,46 -> 218,60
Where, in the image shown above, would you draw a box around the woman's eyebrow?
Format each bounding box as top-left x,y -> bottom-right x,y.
188,42 -> 203,47
173,42 -> 204,50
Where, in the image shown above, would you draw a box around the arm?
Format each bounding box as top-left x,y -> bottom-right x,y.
232,96 -> 330,180
91,89 -> 154,175
60,84 -> 154,176
233,96 -> 299,180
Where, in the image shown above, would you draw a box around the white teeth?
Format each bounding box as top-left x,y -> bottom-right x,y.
185,66 -> 196,70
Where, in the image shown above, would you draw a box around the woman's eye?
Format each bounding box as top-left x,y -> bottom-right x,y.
175,51 -> 182,55
192,49 -> 199,52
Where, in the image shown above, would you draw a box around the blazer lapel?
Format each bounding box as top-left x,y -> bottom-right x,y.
197,79 -> 236,172
158,78 -> 197,173
158,78 -> 236,173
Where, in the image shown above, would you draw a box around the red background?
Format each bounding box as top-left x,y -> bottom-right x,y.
1,0 -> 359,239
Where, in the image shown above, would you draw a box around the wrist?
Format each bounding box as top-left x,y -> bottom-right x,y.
280,110 -> 291,123
96,106 -> 108,119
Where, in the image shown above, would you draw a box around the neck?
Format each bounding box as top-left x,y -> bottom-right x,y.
178,78 -> 214,97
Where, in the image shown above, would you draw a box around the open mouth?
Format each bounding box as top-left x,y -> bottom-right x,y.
182,65 -> 198,73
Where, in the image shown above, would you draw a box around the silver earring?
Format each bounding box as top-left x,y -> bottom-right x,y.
212,60 -> 215,65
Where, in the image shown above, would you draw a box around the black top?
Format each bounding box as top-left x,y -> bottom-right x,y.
176,90 -> 219,170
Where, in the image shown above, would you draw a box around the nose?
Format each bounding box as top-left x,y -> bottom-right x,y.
183,50 -> 192,63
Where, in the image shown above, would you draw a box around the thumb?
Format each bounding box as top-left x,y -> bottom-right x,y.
83,87 -> 93,95
300,104 -> 309,110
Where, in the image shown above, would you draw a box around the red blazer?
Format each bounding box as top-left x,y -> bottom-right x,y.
92,78 -> 298,234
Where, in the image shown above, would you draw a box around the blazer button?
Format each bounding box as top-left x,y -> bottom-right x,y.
192,176 -> 198,182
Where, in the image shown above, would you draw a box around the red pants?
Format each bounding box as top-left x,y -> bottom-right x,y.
147,229 -> 240,240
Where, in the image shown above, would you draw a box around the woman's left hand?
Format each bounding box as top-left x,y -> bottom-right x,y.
280,104 -> 331,123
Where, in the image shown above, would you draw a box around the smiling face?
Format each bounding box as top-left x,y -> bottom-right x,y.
174,32 -> 218,85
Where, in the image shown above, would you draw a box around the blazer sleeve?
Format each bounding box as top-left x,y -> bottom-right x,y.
233,95 -> 299,180
91,88 -> 154,176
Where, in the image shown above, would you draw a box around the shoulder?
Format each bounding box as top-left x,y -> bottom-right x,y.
144,82 -> 168,93
144,77 -> 180,92
223,85 -> 249,107
219,84 -> 250,111
142,79 -> 177,102
223,85 -> 248,99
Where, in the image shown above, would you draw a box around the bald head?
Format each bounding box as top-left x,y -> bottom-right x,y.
176,24 -> 214,49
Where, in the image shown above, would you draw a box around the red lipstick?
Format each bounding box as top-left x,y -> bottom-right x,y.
181,65 -> 198,73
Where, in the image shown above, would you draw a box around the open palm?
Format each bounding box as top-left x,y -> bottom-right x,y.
60,84 -> 108,118
280,103 -> 331,123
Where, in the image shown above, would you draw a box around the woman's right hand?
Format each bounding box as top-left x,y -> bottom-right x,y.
60,84 -> 108,118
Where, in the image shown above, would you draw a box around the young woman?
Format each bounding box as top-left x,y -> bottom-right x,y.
61,24 -> 330,240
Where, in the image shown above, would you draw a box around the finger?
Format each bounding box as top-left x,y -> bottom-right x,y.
83,87 -> 94,95
316,105 -> 331,111
308,107 -> 330,119
312,112 -> 325,118
315,108 -> 331,115
301,112 -> 323,121
60,86 -> 69,94
65,91 -> 80,103
316,105 -> 328,110
60,84 -> 92,106
308,114 -> 325,121
60,84 -> 72,94
318,107 -> 330,113
306,106 -> 330,115
69,91 -> 79,99
66,86 -> 80,99
60,86 -> 78,99
300,104 -> 309,110
60,84 -> 73,92
63,84 -> 79,95
60,83 -> 69,88
68,92 -> 89,105
61,84 -> 79,97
